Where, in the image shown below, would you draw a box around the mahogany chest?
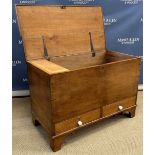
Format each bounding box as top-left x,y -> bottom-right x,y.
16,5 -> 141,152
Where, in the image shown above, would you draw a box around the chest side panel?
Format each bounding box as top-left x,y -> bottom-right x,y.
28,63 -> 53,134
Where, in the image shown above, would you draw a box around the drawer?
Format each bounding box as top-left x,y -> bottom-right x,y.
102,97 -> 136,117
55,108 -> 100,134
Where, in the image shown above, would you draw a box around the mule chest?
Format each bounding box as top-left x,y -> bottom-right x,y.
16,5 -> 141,152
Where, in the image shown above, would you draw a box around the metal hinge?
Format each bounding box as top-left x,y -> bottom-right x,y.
42,36 -> 50,61
89,32 -> 96,57
60,6 -> 66,9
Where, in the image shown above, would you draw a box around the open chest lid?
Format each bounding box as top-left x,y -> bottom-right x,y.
16,5 -> 106,61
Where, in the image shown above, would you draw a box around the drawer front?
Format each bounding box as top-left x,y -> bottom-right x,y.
55,108 -> 100,134
102,96 -> 136,117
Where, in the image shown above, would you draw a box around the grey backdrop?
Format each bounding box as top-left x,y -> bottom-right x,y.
12,0 -> 143,90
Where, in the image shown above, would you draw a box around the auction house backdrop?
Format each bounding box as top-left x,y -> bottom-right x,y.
12,0 -> 143,95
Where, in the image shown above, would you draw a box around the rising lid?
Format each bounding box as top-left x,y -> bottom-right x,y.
16,5 -> 106,61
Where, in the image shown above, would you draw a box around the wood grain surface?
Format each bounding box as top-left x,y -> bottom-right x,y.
50,50 -> 106,70
16,5 -> 106,61
102,96 -> 136,117
28,59 -> 69,75
50,56 -> 140,122
55,108 -> 100,134
28,63 -> 53,135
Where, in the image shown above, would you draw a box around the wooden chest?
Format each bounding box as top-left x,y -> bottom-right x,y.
16,5 -> 141,152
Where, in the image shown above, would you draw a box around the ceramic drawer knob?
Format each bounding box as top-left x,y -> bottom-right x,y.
77,120 -> 83,126
118,105 -> 123,111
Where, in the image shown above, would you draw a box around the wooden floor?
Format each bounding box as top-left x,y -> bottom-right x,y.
13,91 -> 143,155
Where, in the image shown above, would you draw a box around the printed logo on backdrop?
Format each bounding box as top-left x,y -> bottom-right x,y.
18,0 -> 39,4
118,37 -> 140,45
69,0 -> 94,5
22,78 -> 28,82
140,17 -> 143,22
18,40 -> 23,45
12,60 -> 22,67
104,18 -> 118,26
120,0 -> 142,5
12,19 -> 17,24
